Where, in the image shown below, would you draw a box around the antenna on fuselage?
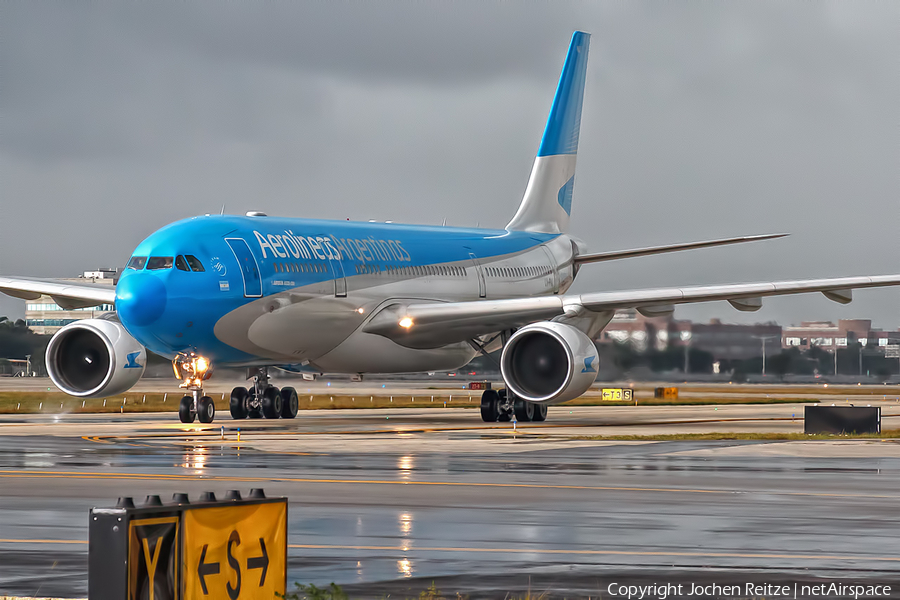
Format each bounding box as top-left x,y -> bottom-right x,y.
220,204 -> 226,215
441,217 -> 447,226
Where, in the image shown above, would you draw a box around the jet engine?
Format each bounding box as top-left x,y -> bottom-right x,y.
500,321 -> 599,404
46,318 -> 146,398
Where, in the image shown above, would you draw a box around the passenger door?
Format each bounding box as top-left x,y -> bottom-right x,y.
329,258 -> 347,297
469,253 -> 486,298
225,238 -> 263,298
540,245 -> 560,294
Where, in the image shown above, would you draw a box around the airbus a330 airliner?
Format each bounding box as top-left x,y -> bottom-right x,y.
2,32 -> 898,424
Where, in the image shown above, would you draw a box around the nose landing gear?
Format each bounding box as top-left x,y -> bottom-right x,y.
229,367 -> 299,420
174,353 -> 215,424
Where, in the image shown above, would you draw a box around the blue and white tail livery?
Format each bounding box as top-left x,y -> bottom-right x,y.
3,31 -> 899,424
507,31 -> 590,234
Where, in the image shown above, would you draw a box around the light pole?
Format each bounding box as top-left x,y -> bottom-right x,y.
752,335 -> 778,377
680,330 -> 692,374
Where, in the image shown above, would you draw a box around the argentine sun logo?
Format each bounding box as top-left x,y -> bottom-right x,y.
124,352 -> 142,369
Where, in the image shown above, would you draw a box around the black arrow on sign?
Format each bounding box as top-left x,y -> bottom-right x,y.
197,544 -> 220,595
247,537 -> 269,586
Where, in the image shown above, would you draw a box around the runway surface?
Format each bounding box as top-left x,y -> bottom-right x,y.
3,405 -> 900,598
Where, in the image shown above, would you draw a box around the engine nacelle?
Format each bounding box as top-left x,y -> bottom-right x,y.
46,318 -> 146,398
500,321 -> 599,404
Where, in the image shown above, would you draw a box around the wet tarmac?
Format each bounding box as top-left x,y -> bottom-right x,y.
3,408 -> 900,598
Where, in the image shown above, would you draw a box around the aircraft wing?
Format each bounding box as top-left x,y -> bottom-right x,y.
0,276 -> 116,310
364,274 -> 900,348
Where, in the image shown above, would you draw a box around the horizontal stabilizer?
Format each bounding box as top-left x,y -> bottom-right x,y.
574,233 -> 788,265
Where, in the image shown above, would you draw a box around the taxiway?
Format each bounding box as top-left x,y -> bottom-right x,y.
2,404 -> 900,597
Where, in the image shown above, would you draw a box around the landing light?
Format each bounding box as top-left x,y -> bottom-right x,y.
357,308 -> 365,314
399,317 -> 414,329
196,356 -> 209,374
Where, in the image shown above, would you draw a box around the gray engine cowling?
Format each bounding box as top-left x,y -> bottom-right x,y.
46,318 -> 146,398
500,321 -> 599,404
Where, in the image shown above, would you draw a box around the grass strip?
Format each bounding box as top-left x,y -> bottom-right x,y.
567,430 -> 900,441
1,388 -> 897,414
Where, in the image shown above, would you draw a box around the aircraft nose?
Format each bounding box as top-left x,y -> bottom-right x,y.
116,272 -> 167,327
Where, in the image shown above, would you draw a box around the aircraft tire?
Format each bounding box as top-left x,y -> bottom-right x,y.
230,387 -> 248,419
480,389 -> 499,422
514,397 -> 534,422
198,396 -> 215,423
532,403 -> 548,422
497,389 -> 512,422
246,390 -> 263,419
178,396 -> 194,423
280,387 -> 299,419
261,386 -> 283,419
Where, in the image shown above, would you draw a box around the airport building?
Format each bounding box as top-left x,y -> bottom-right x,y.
782,319 -> 900,350
598,310 -> 782,360
25,269 -> 118,335
599,311 -> 900,361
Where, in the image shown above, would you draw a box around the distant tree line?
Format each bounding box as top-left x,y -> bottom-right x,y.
0,317 -> 50,375
606,340 -> 899,380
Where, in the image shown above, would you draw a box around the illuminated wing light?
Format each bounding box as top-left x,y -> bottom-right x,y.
399,317 -> 414,329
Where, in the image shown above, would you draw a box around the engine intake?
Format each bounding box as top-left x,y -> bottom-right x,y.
46,318 -> 146,397
500,321 -> 599,403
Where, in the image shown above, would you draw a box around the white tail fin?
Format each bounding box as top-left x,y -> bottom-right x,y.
506,31 -> 590,234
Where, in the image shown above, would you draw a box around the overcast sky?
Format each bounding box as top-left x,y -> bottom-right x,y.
1,2 -> 898,328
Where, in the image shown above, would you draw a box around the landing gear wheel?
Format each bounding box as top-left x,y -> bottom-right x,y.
178,396 -> 195,423
532,403 -> 548,422
280,387 -> 299,419
480,389 -> 499,422
497,389 -> 511,422
230,387 -> 248,419
261,386 -> 283,419
246,390 -> 262,419
514,398 -> 534,422
198,396 -> 215,423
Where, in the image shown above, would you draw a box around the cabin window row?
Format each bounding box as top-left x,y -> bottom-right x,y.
355,264 -> 467,277
486,265 -> 550,278
274,262 -> 328,274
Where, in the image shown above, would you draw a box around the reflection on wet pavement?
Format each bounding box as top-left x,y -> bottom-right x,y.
3,410 -> 900,597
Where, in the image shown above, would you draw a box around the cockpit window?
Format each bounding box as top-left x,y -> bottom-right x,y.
175,255 -> 190,272
147,256 -> 174,270
185,255 -> 205,272
126,256 -> 147,270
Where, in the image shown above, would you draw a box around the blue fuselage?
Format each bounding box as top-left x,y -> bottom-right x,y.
114,215 -> 574,372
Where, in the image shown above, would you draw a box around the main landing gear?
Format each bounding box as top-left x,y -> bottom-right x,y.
229,367 -> 299,421
480,388 -> 548,423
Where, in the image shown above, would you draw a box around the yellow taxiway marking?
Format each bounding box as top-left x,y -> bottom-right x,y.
2,469 -> 899,500
0,538 -> 86,544
77,415 -> 825,444
0,537 -> 897,563
287,543 -> 900,562
81,436 -> 114,444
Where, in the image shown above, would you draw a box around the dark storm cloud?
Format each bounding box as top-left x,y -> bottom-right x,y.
0,1 -> 897,326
